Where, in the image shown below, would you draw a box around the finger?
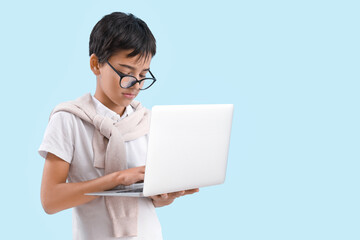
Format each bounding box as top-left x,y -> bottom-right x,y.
160,193 -> 168,199
175,189 -> 199,197
138,166 -> 146,173
184,188 -> 199,195
167,191 -> 184,199
130,173 -> 144,185
175,191 -> 185,197
149,194 -> 166,200
138,173 -> 145,182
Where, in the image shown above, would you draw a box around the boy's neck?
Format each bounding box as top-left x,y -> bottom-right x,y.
94,91 -> 126,117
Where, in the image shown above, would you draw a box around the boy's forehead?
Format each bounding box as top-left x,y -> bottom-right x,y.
111,49 -> 152,68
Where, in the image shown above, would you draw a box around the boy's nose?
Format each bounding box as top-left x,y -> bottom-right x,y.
130,82 -> 141,90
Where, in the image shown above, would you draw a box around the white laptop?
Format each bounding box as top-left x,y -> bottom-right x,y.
86,104 -> 233,197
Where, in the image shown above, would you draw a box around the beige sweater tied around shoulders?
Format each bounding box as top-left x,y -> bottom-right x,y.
49,93 -> 150,238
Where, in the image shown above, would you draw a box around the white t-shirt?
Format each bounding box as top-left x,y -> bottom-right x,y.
38,95 -> 163,240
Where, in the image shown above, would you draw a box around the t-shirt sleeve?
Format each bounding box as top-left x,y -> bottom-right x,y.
38,111 -> 76,164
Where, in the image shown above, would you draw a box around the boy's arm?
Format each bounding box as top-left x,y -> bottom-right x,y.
41,152 -> 145,214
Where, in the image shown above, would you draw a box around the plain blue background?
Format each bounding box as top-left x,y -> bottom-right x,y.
1,0 -> 359,239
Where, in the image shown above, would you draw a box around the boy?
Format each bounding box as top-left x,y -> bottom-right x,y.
39,12 -> 198,240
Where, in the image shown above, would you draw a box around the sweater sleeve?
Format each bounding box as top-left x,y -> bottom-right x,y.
38,111 -> 76,164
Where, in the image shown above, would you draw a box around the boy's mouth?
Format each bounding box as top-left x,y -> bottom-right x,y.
122,93 -> 136,99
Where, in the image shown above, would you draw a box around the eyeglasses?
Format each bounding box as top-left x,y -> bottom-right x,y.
106,60 -> 157,90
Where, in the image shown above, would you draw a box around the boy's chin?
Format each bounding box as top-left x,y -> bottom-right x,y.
117,97 -> 135,106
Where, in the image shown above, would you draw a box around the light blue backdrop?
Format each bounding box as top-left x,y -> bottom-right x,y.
0,0 -> 359,239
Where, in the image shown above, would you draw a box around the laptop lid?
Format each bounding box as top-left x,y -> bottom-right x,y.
143,104 -> 233,196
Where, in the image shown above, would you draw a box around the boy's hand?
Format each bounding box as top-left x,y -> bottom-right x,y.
149,188 -> 199,207
117,166 -> 145,186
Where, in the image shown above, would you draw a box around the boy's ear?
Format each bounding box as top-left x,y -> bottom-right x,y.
90,53 -> 101,75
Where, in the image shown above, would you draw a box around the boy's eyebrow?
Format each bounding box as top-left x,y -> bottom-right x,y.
118,64 -> 150,72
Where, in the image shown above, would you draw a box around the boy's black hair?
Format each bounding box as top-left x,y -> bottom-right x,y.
89,12 -> 156,63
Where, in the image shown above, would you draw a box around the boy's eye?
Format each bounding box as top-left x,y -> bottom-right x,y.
117,70 -> 147,79
124,72 -> 135,77
116,69 -> 127,75
140,71 -> 150,79
115,68 -> 131,76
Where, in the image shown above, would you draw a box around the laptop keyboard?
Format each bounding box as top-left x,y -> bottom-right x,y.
115,188 -> 143,193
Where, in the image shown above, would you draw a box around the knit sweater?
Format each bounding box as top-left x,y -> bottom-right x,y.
49,93 -> 150,238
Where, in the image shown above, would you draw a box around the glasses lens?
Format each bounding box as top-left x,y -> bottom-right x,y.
120,76 -> 137,88
120,76 -> 156,90
139,79 -> 156,90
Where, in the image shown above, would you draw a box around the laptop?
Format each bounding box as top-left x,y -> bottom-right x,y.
86,104 -> 234,197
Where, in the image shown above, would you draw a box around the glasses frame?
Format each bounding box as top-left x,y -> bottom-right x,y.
106,60 -> 157,90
